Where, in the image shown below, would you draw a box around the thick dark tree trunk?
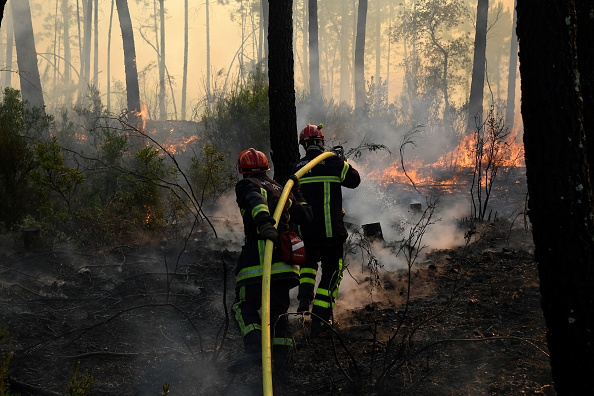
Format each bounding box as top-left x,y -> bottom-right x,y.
576,0 -> 594,186
11,0 -> 46,114
517,1 -> 594,394
354,0 -> 368,116
505,0 -> 518,130
467,0 -> 488,131
115,0 -> 142,129
267,0 -> 298,185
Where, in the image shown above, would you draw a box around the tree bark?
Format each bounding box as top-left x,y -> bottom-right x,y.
504,0 -> 518,130
267,0 -> 298,185
107,0 -> 115,113
77,0 -> 92,104
206,0 -> 211,105
517,0 -> 594,393
62,0 -> 72,84
115,0 -> 142,129
576,0 -> 594,185
11,0 -> 46,114
158,0 -> 166,120
181,0 -> 188,120
354,0 -> 368,116
338,0 -> 351,104
308,0 -> 322,116
467,0 -> 488,132
3,1 -> 13,88
93,0 -> 98,87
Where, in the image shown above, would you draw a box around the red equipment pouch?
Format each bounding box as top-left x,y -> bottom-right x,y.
278,230 -> 306,265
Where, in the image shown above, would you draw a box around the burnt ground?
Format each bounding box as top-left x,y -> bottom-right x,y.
0,217 -> 555,396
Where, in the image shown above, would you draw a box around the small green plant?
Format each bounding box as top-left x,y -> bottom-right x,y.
67,361 -> 94,396
161,383 -> 170,396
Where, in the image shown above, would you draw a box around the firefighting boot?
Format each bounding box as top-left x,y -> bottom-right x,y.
297,298 -> 311,313
297,283 -> 314,313
273,346 -> 294,383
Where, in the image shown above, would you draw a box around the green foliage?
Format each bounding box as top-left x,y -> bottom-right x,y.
200,67 -> 270,156
0,328 -> 15,396
67,361 -> 94,396
123,146 -> 169,230
189,144 -> 237,206
0,88 -> 51,230
32,136 -> 86,210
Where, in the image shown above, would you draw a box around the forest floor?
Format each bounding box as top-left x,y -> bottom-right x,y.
0,213 -> 555,395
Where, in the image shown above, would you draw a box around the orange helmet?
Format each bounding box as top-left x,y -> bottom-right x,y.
237,148 -> 270,174
299,124 -> 325,146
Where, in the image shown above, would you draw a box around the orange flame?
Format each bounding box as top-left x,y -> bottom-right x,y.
366,134 -> 525,193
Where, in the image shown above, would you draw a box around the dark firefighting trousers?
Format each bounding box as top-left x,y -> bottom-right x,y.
232,279 -> 293,356
297,242 -> 344,331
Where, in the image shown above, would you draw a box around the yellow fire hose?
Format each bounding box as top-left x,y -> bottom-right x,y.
261,151 -> 336,395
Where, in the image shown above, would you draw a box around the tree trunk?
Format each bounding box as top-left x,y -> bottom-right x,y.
62,0 -> 72,84
107,0 -> 114,113
576,0 -> 594,184
517,1 -> 594,393
374,0 -> 382,104
308,0 -> 322,115
93,0 -> 98,87
267,0 -> 298,185
338,0 -> 351,104
354,0 -> 368,116
181,0 -> 188,120
78,0 -> 92,104
3,2 -> 13,88
260,0 -> 269,73
115,0 -> 142,129
11,0 -> 46,114
505,0 -> 518,130
206,0 -> 211,105
158,0 -> 166,120
467,0 -> 488,132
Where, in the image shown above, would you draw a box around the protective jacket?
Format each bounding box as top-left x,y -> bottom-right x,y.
235,173 -> 312,287
293,145 -> 361,244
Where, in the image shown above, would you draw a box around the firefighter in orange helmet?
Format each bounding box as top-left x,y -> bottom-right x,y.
292,124 -> 361,337
228,148 -> 312,377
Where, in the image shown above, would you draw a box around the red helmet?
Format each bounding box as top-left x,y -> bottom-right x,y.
299,124 -> 325,145
237,148 -> 270,174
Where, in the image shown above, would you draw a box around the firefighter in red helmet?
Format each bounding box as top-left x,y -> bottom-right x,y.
228,148 -> 312,377
292,124 -> 361,337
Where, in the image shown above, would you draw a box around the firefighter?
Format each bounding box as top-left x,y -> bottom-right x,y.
228,148 -> 312,376
292,124 -> 361,337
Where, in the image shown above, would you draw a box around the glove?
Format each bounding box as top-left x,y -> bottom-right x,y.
289,175 -> 306,203
258,222 -> 278,244
288,174 -> 300,190
332,146 -> 345,161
